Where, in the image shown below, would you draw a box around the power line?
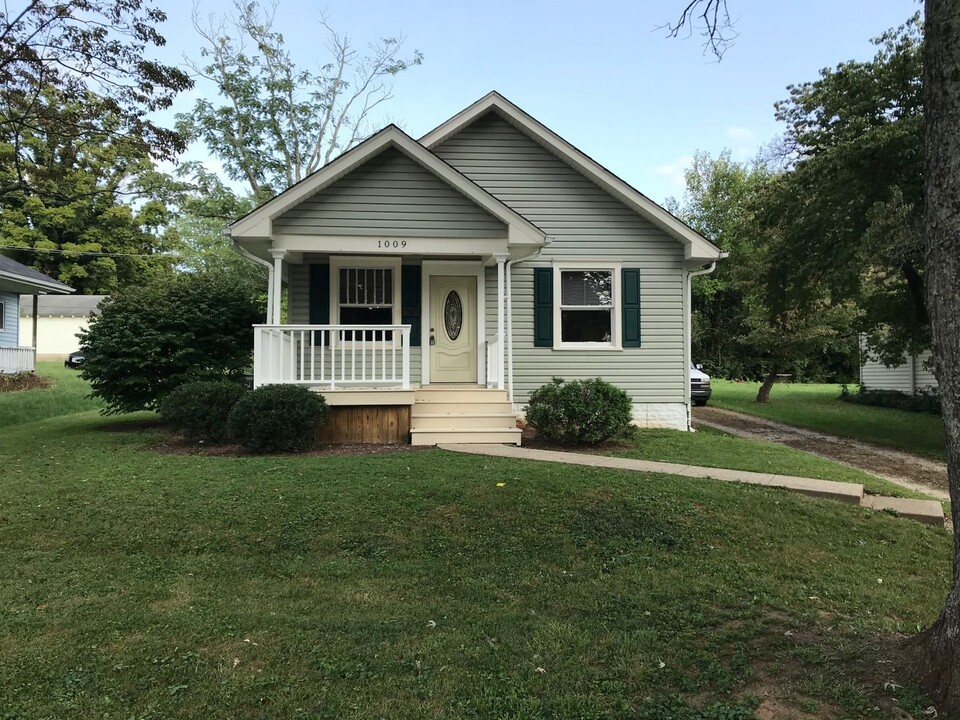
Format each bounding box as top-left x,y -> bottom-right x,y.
0,245 -> 182,258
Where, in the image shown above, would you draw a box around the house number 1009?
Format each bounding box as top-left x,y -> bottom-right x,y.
377,240 -> 407,249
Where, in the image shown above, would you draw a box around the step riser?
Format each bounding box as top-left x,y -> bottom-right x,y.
412,415 -> 518,430
412,402 -> 515,417
415,390 -> 509,404
412,430 -> 521,446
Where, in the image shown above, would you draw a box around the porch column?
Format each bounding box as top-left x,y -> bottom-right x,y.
495,254 -> 506,390
268,249 -> 287,325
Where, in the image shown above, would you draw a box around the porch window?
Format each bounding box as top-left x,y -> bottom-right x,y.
338,267 -> 394,339
555,267 -> 619,348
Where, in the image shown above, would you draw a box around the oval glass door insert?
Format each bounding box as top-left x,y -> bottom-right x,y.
444,290 -> 463,341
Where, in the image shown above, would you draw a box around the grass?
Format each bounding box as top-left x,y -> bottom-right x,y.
711,381 -> 947,461
0,361 -> 101,428
607,426 -> 930,499
0,373 -> 953,718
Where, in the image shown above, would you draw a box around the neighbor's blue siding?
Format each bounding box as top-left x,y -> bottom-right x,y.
0,292 -> 19,346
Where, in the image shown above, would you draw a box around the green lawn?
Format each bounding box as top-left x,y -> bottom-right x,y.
0,375 -> 952,718
0,361 -> 101,427
609,426 -> 929,499
710,381 -> 947,461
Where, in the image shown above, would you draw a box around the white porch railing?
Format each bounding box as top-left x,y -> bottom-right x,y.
0,346 -> 36,374
486,334 -> 501,388
253,325 -> 411,389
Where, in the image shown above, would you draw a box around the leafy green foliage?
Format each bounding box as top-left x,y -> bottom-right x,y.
0,0 -> 192,204
78,273 -> 263,414
842,386 -> 941,416
0,90 -> 181,293
668,152 -> 858,385
159,380 -> 248,443
526,377 -> 633,445
766,14 -> 927,364
227,385 -> 329,453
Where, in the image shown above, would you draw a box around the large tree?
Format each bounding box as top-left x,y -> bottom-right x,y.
0,0 -> 192,201
0,89 -> 179,292
181,0 -> 422,202
665,1 -> 960,711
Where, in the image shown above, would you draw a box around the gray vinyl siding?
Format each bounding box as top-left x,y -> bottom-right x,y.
273,147 -> 507,239
440,112 -> 685,405
0,292 -> 18,346
287,263 -> 422,384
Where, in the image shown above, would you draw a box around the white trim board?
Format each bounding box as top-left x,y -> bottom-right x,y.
420,92 -> 724,262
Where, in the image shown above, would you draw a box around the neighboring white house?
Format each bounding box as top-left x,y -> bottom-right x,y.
0,255 -> 74,373
230,92 -> 725,444
861,349 -> 938,394
19,295 -> 106,360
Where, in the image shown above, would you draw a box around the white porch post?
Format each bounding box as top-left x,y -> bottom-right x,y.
495,254 -> 506,390
269,249 -> 287,326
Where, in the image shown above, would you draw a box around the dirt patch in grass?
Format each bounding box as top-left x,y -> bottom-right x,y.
0,372 -> 52,392
696,406 -> 948,498
519,426 -> 634,453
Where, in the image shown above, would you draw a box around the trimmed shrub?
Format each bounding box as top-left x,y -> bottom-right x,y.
159,380 -> 247,443
78,272 -> 264,414
227,384 -> 329,453
525,377 -> 633,445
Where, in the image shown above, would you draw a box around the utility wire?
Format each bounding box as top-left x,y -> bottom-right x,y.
0,245 -> 182,258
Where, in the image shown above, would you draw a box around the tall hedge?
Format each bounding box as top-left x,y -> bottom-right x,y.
79,272 -> 264,414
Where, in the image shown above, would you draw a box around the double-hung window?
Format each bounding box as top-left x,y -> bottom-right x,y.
555,267 -> 619,348
333,258 -> 400,341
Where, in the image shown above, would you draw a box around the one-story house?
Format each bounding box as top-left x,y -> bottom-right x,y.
19,295 -> 107,361
861,348 -> 938,394
230,92 -> 725,444
0,255 -> 74,373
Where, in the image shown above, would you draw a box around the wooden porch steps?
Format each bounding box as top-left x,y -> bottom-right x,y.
411,387 -> 521,446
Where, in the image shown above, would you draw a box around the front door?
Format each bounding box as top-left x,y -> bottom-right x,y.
429,275 -> 477,383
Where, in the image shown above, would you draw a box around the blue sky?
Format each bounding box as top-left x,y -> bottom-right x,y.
156,0 -> 918,203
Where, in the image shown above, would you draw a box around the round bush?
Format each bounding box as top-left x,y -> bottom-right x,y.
227,384 -> 329,453
525,377 -> 633,445
159,380 -> 247,443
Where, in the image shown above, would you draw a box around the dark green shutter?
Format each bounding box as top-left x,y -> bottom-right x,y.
622,268 -> 641,347
533,267 -> 553,347
308,263 -> 330,324
401,264 -> 421,346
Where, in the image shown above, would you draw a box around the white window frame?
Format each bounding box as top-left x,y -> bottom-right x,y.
329,256 -> 402,328
552,262 -> 622,351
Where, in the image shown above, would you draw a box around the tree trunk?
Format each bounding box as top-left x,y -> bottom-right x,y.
910,1 -> 960,713
756,367 -> 779,403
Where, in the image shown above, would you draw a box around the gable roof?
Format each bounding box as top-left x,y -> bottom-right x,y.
229,125 -> 546,247
420,92 -> 723,262
0,254 -> 74,295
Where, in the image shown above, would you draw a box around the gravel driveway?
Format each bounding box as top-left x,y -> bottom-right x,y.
694,406 -> 949,500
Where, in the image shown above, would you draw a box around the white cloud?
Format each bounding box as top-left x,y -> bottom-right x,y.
655,154 -> 694,192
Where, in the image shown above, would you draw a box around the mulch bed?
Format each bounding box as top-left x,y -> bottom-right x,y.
519,426 -> 635,454
0,372 -> 52,392
150,432 -> 430,458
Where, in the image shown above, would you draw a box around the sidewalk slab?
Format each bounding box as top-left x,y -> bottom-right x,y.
438,443 -> 943,526
861,496 -> 946,526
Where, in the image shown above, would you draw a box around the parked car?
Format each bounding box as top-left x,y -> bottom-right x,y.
64,350 -> 85,369
691,363 -> 712,406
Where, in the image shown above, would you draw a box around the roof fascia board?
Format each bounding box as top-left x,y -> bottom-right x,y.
420,93 -> 722,260
0,270 -> 74,294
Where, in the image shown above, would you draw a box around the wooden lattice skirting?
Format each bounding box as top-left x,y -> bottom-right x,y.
316,405 -> 412,444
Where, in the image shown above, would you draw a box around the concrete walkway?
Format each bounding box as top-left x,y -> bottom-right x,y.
438,444 -> 946,527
